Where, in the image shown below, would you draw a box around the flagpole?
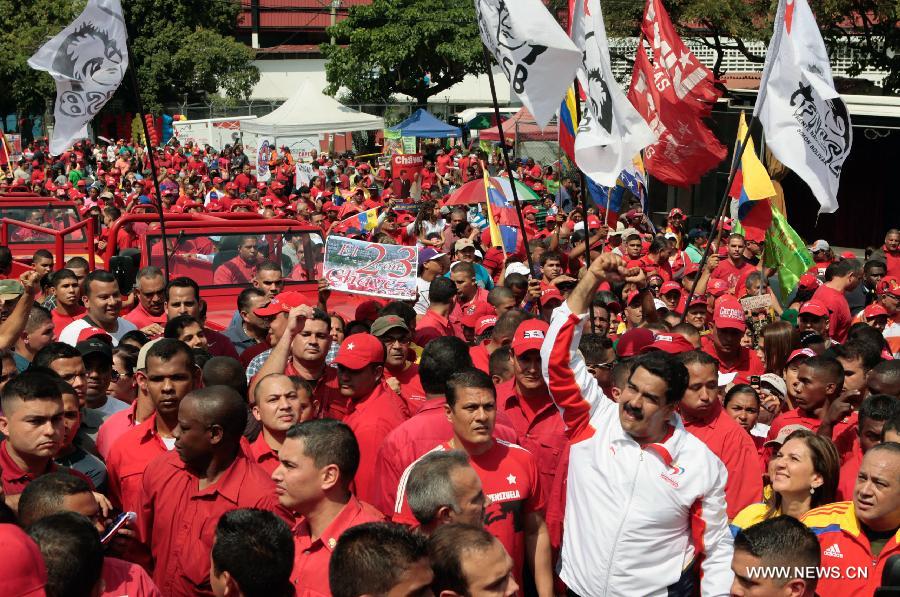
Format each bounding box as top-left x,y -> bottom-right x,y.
124,39 -> 170,283
481,46 -> 535,277
679,115 -> 758,322
572,80 -> 596,333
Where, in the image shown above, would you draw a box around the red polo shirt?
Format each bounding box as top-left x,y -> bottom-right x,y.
0,440 -> 92,496
289,497 -> 384,595
283,361 -> 346,420
812,284 -> 853,343
395,440 -> 544,590
369,397 -> 519,516
247,433 -> 280,477
711,259 -> 756,294
700,335 -> 764,385
101,557 -> 161,597
51,306 -> 86,340
681,402 -> 764,519
836,445 -> 863,501
449,287 -> 490,329
498,387 -> 567,504
205,328 -> 241,360
470,340 -> 491,374
106,414 -> 170,514
124,303 -> 166,331
213,256 -> 258,285
96,401 -> 141,461
414,309 -> 463,346
138,450 -> 281,597
384,362 -> 427,414
766,408 -> 854,444
344,381 -> 410,504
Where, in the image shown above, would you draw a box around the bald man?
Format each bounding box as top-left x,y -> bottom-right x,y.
138,386 -> 282,595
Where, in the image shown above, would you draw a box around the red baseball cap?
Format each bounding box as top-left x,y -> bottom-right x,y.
668,208 -> 685,219
475,315 -> 498,336
77,326 -> 112,344
0,523 -> 48,597
510,319 -> 549,356
798,273 -> 820,291
522,205 -> 538,216
586,215 -> 602,230
707,278 -> 730,298
681,261 -> 700,277
253,291 -> 308,317
799,302 -> 828,318
714,297 -> 746,331
864,303 -> 888,319
541,288 -> 564,305
640,333 -> 694,355
786,347 -> 817,365
334,333 -> 385,369
660,281 -> 682,296
625,290 -> 643,307
687,295 -> 709,309
615,327 -> 656,358
461,303 -> 495,329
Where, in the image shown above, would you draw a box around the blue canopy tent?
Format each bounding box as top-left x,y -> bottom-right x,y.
388,109 -> 461,138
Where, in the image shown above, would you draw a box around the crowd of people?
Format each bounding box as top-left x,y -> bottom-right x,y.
0,136 -> 899,597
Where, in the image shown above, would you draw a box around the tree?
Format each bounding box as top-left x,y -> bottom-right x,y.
321,0 -> 486,105
0,0 -> 259,117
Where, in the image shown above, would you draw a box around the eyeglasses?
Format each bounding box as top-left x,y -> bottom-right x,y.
382,337 -> 411,346
586,361 -> 615,373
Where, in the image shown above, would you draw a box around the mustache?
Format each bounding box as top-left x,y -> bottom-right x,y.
623,404 -> 644,420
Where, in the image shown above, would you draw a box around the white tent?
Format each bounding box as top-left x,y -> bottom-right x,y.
242,80 -> 383,136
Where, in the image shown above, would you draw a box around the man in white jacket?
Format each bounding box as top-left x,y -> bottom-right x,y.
540,252 -> 734,596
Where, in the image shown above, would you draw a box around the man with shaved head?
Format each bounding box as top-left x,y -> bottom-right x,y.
138,385 -> 282,595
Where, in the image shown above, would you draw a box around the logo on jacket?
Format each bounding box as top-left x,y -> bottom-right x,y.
660,462 -> 685,488
823,543 -> 843,559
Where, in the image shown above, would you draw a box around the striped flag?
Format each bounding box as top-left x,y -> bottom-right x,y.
729,112 -> 775,242
558,87 -> 578,162
334,207 -> 379,235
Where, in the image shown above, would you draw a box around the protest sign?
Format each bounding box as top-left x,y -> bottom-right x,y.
256,140 -> 272,181
401,136 -> 417,154
391,153 -> 424,180
323,236 -> 418,300
295,162 -> 315,187
740,294 -> 772,311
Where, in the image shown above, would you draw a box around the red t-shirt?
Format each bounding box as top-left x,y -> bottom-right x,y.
95,402 -> 139,461
811,284 -> 852,343
101,556 -> 161,597
470,340 -> 492,375
700,335 -> 765,385
213,256 -> 258,285
51,306 -> 86,340
384,362 -> 427,414
289,497 -> 384,595
0,440 -> 92,496
343,382 -> 410,504
138,450 -> 281,596
711,259 -> 757,294
123,302 -> 166,331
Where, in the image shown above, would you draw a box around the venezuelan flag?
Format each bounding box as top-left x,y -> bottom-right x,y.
559,87 -> 578,162
483,166 -> 505,248
729,112 -> 775,241
335,207 -> 380,234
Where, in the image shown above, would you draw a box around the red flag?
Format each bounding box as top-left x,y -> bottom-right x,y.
642,0 -> 723,115
0,130 -> 9,166
627,43 -> 726,186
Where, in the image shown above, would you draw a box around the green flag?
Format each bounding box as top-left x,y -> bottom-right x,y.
763,206 -> 814,304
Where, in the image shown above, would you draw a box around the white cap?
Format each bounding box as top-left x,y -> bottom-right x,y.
505,262 -> 531,277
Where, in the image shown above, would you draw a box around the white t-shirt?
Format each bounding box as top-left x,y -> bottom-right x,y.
414,277 -> 432,315
58,318 -> 138,347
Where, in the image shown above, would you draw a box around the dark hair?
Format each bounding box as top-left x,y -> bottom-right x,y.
49,268 -> 78,288
723,384 -> 759,407
164,314 -> 203,341
113,344 -> 139,376
428,523 -> 498,595
24,304 -> 52,333
212,509 -> 295,597
450,261 -> 476,279
257,260 -> 281,274
870,359 -> 900,385
238,287 -> 266,313
677,349 -> 719,370
824,258 -> 861,281
487,286 -> 514,308
18,472 -> 93,528
802,355 -> 844,389
379,301 -> 417,328
733,516 -> 821,590
864,259 -> 886,274
185,386 -> 247,439
203,356 -> 248,400
166,276 -> 200,303
766,429 -> 839,518
493,309 -> 532,340
445,368 -> 496,409
429,276 -> 457,304
308,306 -> 332,331
845,323 -> 889,354
504,273 -> 527,289
64,256 -> 89,271
831,339 -> 882,371
885,411 -> 900,438
579,334 -> 614,364
27,512 -> 104,597
146,338 -> 196,370
1,369 -> 62,411
419,337 -> 473,395
672,322 -> 700,343
539,250 -> 562,266
329,522 -> 429,597
286,419 -> 360,486
630,352 -> 689,404
119,329 -> 150,347
32,248 -> 53,263
489,345 -> 513,379
858,394 -> 900,430
761,321 -> 796,376
81,269 -> 118,298
31,342 -> 81,369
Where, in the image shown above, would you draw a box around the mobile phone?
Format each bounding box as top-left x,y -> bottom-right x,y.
101,511 -> 136,545
749,375 -> 761,387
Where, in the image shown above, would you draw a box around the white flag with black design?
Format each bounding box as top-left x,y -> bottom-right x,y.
474,0 -> 581,129
572,0 -> 656,187
754,0 -> 851,214
28,0 -> 129,155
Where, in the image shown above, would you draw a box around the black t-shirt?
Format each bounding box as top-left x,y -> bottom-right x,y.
862,523 -> 898,558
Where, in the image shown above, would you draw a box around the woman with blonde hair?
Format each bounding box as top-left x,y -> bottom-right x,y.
730,428 -> 839,532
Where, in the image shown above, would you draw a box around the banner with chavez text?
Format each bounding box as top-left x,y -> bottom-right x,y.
323,236 -> 418,300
